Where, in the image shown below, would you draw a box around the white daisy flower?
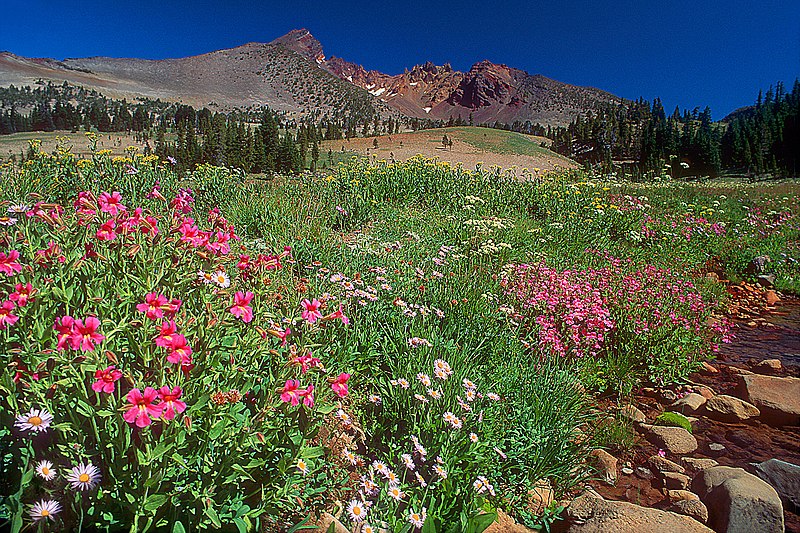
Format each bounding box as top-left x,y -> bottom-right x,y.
347,499 -> 367,522
35,460 -> 57,480
211,270 -> 230,288
15,408 -> 53,433
29,499 -> 61,522
408,507 -> 427,528
66,462 -> 101,491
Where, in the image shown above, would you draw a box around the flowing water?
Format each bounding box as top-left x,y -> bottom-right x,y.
717,301 -> 800,371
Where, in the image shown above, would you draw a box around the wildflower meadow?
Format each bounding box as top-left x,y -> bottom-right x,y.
0,137 -> 798,531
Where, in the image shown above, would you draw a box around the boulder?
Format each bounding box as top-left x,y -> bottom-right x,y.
645,425 -> 698,455
703,395 -> 760,422
696,386 -> 715,400
692,466 -> 784,533
529,479 -> 555,515
706,443 -> 727,457
672,393 -> 707,415
671,499 -> 709,524
486,509 -> 536,533
735,374 -> 800,426
619,404 -> 646,423
754,358 -> 781,374
667,490 -> 700,502
700,362 -> 719,375
663,471 -> 691,490
635,466 -> 655,480
754,459 -> 800,512
764,291 -> 780,306
316,513 -> 350,533
648,455 -> 686,474
590,449 -> 618,486
682,457 -> 719,472
560,493 -> 714,532
756,274 -> 776,288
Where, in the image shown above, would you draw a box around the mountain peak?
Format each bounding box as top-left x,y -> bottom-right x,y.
270,28 -> 325,62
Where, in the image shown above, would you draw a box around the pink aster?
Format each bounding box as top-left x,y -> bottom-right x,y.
136,292 -> 168,320
54,315 -> 75,351
157,386 -> 187,420
123,387 -> 162,428
301,298 -> 323,324
92,366 -> 122,394
229,291 -> 254,323
98,191 -> 126,216
330,373 -> 350,398
69,316 -> 105,352
9,282 -> 34,307
0,300 -> 18,329
0,250 -> 23,276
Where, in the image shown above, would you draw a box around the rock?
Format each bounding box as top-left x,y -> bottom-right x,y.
735,374 -> 800,426
692,466 -> 784,533
649,455 -> 686,474
704,394 -> 760,422
764,290 -> 780,306
619,404 -> 646,423
645,425 -> 698,455
621,467 -> 634,475
316,513 -> 350,533
561,493 -> 714,532
756,274 -> 776,288
590,449 -> 618,486
706,443 -> 726,457
682,457 -> 719,471
754,459 -> 800,512
668,490 -> 700,502
485,509 -> 536,533
529,479 -> 555,515
696,386 -> 715,400
727,367 -> 753,376
747,255 -> 771,274
671,499 -> 709,524
663,471 -> 691,490
635,466 -> 655,480
661,389 -> 679,403
700,362 -> 719,374
672,393 -> 707,415
754,358 -> 782,374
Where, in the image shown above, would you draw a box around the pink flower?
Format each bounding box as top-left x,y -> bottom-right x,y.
292,352 -> 321,373
9,283 -> 34,307
157,386 -> 187,420
0,300 -> 19,329
166,334 -> 193,365
155,320 -> 178,347
163,298 -> 181,318
324,304 -> 350,325
69,317 -> 105,352
123,387 -> 162,428
0,250 -> 23,276
280,380 -> 303,406
330,373 -> 350,398
96,220 -> 116,241
136,293 -> 168,320
229,291 -> 254,323
301,298 -> 323,324
98,191 -> 126,215
299,384 -> 315,408
92,366 -> 122,394
54,316 -> 75,350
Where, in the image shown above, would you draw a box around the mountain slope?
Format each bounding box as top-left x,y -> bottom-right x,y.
0,28 -> 624,126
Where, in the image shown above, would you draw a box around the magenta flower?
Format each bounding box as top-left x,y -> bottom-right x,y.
98,191 -> 126,215
292,352 -> 321,373
123,387 -> 162,428
154,320 -> 178,347
330,373 -> 351,398
0,250 -> 23,276
92,366 -> 122,394
53,315 -> 75,351
301,298 -> 323,324
9,282 -> 34,307
69,317 -> 105,352
166,334 -> 193,365
136,292 -> 168,320
96,220 -> 116,241
229,291 -> 254,323
157,386 -> 187,420
299,384 -> 315,408
324,304 -> 350,325
0,300 -> 18,329
280,380 -> 303,406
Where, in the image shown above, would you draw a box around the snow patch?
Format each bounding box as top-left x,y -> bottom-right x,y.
346,75 -> 353,82
423,107 -> 432,114
365,83 -> 375,89
409,82 -> 418,86
369,87 -> 386,96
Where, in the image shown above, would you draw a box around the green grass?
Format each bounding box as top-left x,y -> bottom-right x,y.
452,126 -> 552,157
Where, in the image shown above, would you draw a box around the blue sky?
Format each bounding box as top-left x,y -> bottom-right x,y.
2,0 -> 798,118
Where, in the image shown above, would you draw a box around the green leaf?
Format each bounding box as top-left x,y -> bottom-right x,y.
205,507 -> 222,529
233,517 -> 248,533
172,522 -> 187,533
300,446 -> 325,459
143,494 -> 168,512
